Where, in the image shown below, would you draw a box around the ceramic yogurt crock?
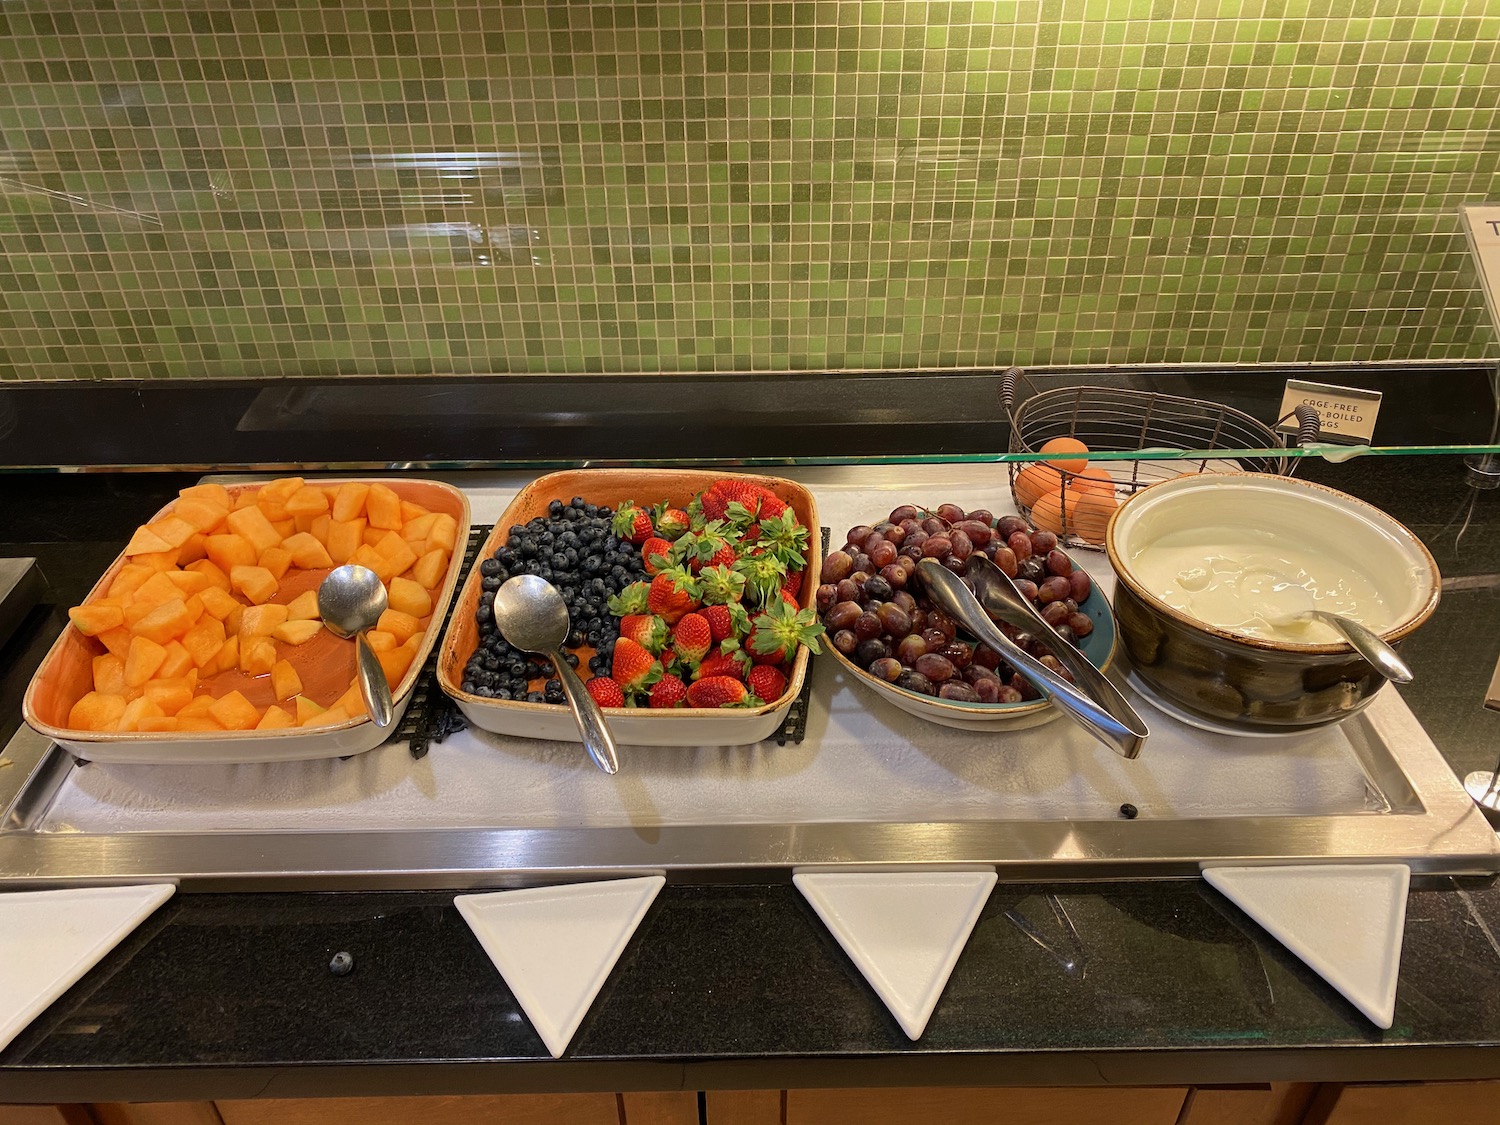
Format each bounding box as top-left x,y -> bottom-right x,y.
1104,472 -> 1440,731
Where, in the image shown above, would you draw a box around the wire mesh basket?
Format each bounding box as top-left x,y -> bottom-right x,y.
1001,368 -> 1319,549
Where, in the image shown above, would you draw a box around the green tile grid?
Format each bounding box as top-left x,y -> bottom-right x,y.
0,0 -> 1497,380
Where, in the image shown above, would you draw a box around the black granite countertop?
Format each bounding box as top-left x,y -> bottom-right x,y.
1,460 -> 1498,1102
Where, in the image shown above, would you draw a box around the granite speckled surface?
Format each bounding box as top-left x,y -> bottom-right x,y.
0,458 -> 1497,1100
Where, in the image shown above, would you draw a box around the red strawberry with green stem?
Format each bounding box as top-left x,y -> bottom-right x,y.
647,566 -> 700,625
697,563 -> 747,606
649,674 -> 688,709
611,637 -> 661,697
747,599 -> 826,664
611,502 -> 654,545
747,664 -> 788,702
640,536 -> 674,574
686,676 -> 761,708
585,677 -> 626,708
672,612 -> 712,667
754,511 -> 810,570
653,505 -> 691,542
734,553 -> 789,608
618,613 -> 669,654
693,646 -> 751,682
607,580 -> 651,616
701,601 -> 750,643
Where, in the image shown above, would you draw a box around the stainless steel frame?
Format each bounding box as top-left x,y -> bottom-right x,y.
1,692 -> 1495,889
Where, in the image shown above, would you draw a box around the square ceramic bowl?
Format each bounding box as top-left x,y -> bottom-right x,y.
437,468 -> 821,747
24,478 -> 470,764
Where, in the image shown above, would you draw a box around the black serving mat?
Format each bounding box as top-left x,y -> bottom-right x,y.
395,522 -> 825,754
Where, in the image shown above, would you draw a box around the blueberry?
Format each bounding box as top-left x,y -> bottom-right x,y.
329,951 -> 354,976
1119,803 -> 1139,820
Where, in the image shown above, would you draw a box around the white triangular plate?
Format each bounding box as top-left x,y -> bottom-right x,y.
0,884 -> 176,1053
455,875 -> 663,1058
794,868 -> 997,1039
1204,863 -> 1410,1028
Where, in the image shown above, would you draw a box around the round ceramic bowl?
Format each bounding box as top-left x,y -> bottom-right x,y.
1104,473 -> 1439,732
827,578 -> 1118,732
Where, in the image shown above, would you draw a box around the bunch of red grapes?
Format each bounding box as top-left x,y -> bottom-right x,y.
816,503 -> 1096,703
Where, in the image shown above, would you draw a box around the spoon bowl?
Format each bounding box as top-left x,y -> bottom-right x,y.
318,564 -> 396,728
491,574 -> 620,775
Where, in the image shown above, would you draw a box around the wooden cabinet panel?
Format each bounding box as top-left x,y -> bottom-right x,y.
1312,1081 -> 1500,1125
216,1095 -> 620,1125
0,1109 -> 95,1125
620,1092 -> 695,1125
93,1105 -> 223,1125
785,1086 -> 1189,1125
705,1090 -> 781,1125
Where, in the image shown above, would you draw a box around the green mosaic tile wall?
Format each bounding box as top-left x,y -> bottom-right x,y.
1,0 -> 1498,380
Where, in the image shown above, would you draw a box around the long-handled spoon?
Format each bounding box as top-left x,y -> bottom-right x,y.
318,564 -> 395,728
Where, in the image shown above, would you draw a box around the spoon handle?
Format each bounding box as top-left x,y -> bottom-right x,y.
1320,612 -> 1414,684
355,631 -> 396,728
552,649 -> 620,775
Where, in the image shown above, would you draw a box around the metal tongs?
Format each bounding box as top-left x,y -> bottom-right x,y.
916,558 -> 1148,759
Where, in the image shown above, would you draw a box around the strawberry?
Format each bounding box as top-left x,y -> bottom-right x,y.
693,646 -> 750,681
618,613 -> 669,654
734,553 -> 788,608
757,494 -> 789,521
611,502 -> 654,545
607,580 -> 651,616
781,572 -> 803,601
701,601 -> 750,643
697,563 -> 747,606
754,510 -> 810,570
611,637 -> 661,697
747,664 -> 788,702
585,676 -> 626,708
747,598 -> 826,664
640,536 -> 674,574
699,478 -> 771,523
686,675 -> 760,708
653,505 -> 691,542
657,645 -> 680,675
672,612 -> 712,666
647,567 -> 700,625
649,674 -> 688,709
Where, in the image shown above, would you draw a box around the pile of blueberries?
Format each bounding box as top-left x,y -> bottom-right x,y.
461,497 -> 648,703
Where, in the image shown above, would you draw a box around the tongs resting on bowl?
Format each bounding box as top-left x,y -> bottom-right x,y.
917,559 -> 1148,759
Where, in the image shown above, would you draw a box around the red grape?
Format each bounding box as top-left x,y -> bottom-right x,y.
854,612 -> 883,640
920,517 -> 948,535
825,601 -> 862,630
896,634 -> 928,665
823,551 -> 853,582
936,503 -> 966,524
1045,548 -> 1071,577
1038,576 -> 1072,604
1008,531 -> 1033,561
997,515 -> 1028,538
967,509 -> 994,527
816,583 -> 837,612
948,530 -> 973,560
1030,530 -> 1058,554
922,536 -> 952,559
992,546 -> 1018,577
914,653 -> 956,682
869,657 -> 903,682
879,563 -> 908,590
889,505 -> 920,523
845,525 -> 874,549
1066,612 -> 1093,637
1068,570 -> 1092,604
940,682 -> 980,702
833,629 -> 858,655
954,520 -> 992,546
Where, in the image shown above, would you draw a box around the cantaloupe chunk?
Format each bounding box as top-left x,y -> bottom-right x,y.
125,635 -> 168,687
182,593 -> 206,624
177,694 -> 216,719
123,525 -> 173,556
240,637 -> 277,677
364,629 -> 398,653
305,705 -> 350,728
285,590 -> 320,621
311,513 -> 332,547
278,532 -> 330,570
182,616 -> 227,667
239,603 -> 289,638
350,544 -> 399,584
376,608 -> 421,644
427,514 -> 458,553
174,496 -> 229,534
178,533 -> 209,564
212,635 -> 240,675
208,690 -> 260,731
205,533 -> 257,573
411,548 -> 448,590
292,513 -> 318,535
294,695 -> 326,724
185,559 -> 232,592
132,571 -> 184,610
97,626 -> 133,660
270,659 -> 303,701
257,476 -> 305,509
164,570 -> 216,596
374,531 -> 418,578
178,482 -> 232,509
232,490 -> 258,511
400,513 -> 439,546
377,638 -> 420,688
230,565 -> 278,605
327,518 -> 365,566
225,603 -> 244,637
334,680 -> 368,718
256,706 -> 296,731
130,597 -> 194,646
195,586 -> 237,621
387,576 -> 433,619
134,548 -> 182,573
69,604 -> 124,636
157,640 -> 195,679
227,507 -> 283,555
361,526 -> 387,549
69,691 -> 127,732
284,485 -> 329,517
93,653 -> 127,695
118,696 -> 166,732
272,620 -> 322,645
271,518 -> 295,539
147,515 -> 197,549
331,482 -> 370,521
137,715 -> 181,732
177,715 -> 225,732
258,546 -> 293,581
108,564 -> 153,599
144,676 -> 196,715
398,500 -> 429,522
366,484 -> 403,530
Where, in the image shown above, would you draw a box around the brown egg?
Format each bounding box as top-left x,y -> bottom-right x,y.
1028,487 -> 1068,535
1013,463 -> 1064,512
1068,485 -> 1119,543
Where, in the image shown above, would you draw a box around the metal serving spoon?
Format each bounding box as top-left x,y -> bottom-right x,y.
1267,586 -> 1413,684
965,554 -> 1149,749
492,574 -> 620,776
917,560 -> 1146,760
318,564 -> 395,728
